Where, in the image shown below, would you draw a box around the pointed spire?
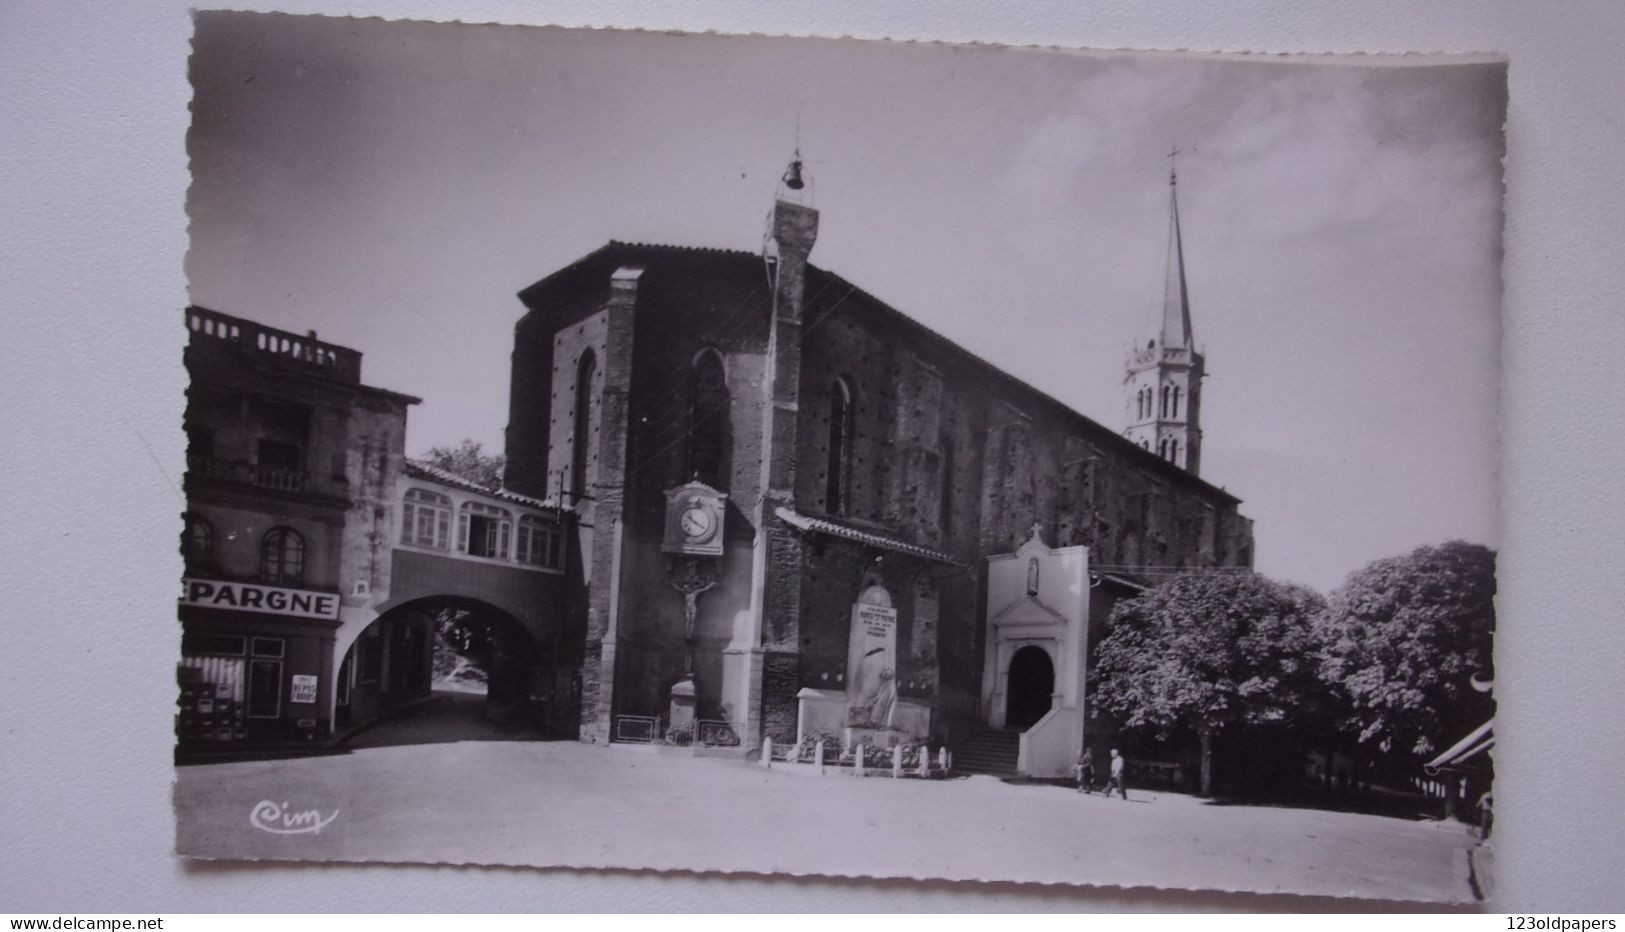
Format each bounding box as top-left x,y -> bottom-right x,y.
1161,150 -> 1194,349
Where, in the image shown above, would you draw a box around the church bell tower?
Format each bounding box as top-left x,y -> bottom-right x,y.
1124,156 -> 1204,475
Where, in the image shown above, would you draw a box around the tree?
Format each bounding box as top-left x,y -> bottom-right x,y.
423,438 -> 505,490
1315,540 -> 1496,760
1092,572 -> 1324,797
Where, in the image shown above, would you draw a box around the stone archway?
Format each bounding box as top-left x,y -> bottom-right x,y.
337,595 -> 555,744
1005,644 -> 1055,731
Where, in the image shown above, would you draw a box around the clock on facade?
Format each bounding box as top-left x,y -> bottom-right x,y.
663,481 -> 726,556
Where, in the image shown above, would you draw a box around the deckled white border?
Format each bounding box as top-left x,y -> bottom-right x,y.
3,0 -> 1621,913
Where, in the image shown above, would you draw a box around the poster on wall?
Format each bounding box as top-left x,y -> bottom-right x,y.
288,675 -> 318,705
172,11 -> 1502,904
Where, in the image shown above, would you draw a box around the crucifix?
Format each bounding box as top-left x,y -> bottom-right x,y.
1167,145 -> 1181,185
668,558 -> 719,677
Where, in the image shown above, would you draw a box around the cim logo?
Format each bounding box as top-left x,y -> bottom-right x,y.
249,799 -> 340,835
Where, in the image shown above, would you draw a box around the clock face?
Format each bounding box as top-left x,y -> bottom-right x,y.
679,506 -> 715,541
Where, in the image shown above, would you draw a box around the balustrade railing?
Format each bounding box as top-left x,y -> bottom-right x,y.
188,455 -> 312,494
186,306 -> 362,383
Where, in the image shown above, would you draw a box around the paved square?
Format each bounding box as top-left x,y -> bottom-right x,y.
175,735 -> 1477,903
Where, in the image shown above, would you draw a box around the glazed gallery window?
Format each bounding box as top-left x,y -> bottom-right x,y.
459,501 -> 513,559
515,514 -> 562,569
401,487 -> 452,549
259,526 -> 305,584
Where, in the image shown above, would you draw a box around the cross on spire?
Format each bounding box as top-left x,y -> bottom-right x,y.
1167,146 -> 1181,185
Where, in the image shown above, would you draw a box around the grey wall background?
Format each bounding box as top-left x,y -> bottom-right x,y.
2,0 -> 1621,913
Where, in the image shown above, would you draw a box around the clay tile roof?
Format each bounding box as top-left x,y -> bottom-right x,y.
403,459 -> 557,512
773,506 -> 963,566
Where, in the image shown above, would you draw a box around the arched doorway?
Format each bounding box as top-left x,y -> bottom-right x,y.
1005,645 -> 1055,730
337,596 -> 556,745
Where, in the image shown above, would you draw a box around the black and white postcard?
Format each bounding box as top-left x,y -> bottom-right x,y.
175,12 -> 1504,903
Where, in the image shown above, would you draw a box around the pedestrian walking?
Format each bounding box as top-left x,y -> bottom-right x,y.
1108,748 -> 1128,800
1074,748 -> 1095,794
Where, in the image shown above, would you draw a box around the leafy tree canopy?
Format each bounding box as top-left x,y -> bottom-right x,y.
1314,540 -> 1496,759
423,438 -> 505,490
1093,572 -> 1324,740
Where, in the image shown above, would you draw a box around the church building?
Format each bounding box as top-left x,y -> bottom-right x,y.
503,160 -> 1253,776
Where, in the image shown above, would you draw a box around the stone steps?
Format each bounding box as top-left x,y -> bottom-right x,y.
954,727 -> 1021,776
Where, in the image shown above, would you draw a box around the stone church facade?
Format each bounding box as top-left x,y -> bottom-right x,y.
503,168 -> 1253,771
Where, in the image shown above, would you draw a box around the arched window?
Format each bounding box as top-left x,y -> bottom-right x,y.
181,512 -> 212,568
260,527 -> 305,584
1158,438 -> 1169,459
688,349 -> 729,487
1171,386 -> 1182,419
516,514 -> 562,569
401,488 -> 451,549
570,350 -> 597,502
1160,385 -> 1171,418
459,501 -> 513,560
826,378 -> 852,514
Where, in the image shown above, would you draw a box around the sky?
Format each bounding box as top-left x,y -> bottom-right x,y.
185,13 -> 1505,593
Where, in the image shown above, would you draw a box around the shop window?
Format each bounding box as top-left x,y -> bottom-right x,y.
459,501 -> 513,560
516,514 -> 562,569
259,526 -> 306,584
688,348 -> 729,488
251,637 -> 285,659
401,488 -> 452,549
181,512 -> 213,568
570,350 -> 597,502
182,633 -> 247,656
826,378 -> 852,515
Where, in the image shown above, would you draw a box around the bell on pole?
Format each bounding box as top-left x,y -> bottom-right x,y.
781,158 -> 805,190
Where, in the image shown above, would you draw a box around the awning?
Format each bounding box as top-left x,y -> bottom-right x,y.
1424,719 -> 1495,774
773,507 -> 963,565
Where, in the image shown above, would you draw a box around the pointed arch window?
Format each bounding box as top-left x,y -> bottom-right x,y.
570,350 -> 597,502
826,378 -> 852,515
259,527 -> 305,584
1160,385 -> 1171,418
1171,386 -> 1182,419
688,349 -> 729,487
